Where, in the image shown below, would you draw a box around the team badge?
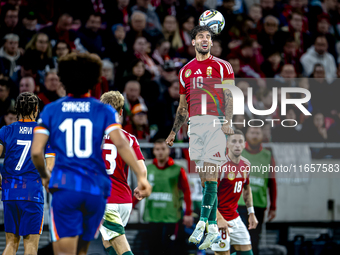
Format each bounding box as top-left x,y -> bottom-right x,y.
227,172 -> 235,181
243,171 -> 248,179
219,242 -> 226,248
185,69 -> 192,77
206,66 -> 212,77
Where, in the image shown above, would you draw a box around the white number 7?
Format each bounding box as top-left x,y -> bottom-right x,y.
16,140 -> 31,171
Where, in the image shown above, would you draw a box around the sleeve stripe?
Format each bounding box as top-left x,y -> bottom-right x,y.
213,57 -> 233,75
179,68 -> 185,88
223,60 -> 233,74
34,127 -> 50,136
45,153 -> 56,158
216,61 -> 223,81
105,123 -> 122,134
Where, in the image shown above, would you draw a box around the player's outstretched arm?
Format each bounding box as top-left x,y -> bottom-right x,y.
109,129 -> 151,197
221,88 -> 234,135
243,184 -> 258,230
31,133 -> 51,190
166,94 -> 188,146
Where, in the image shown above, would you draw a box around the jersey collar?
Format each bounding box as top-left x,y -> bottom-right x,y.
153,157 -> 175,169
68,92 -> 91,98
18,119 -> 35,122
245,142 -> 263,154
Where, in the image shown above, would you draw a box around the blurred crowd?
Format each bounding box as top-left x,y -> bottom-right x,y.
0,0 -> 340,145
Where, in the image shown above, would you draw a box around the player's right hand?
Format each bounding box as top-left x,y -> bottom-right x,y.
137,177 -> 152,198
217,217 -> 233,236
166,131 -> 176,147
221,123 -> 234,135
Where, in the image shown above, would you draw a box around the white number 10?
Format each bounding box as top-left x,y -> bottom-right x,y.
59,118 -> 93,158
193,77 -> 203,89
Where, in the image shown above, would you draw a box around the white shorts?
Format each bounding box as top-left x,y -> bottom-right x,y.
188,115 -> 227,169
211,216 -> 251,252
100,203 -> 132,241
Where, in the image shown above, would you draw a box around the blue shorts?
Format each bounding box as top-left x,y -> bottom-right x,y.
3,200 -> 44,236
50,189 -> 106,242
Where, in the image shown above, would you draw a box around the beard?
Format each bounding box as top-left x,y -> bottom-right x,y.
196,45 -> 210,55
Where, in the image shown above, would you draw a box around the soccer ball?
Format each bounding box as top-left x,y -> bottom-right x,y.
199,10 -> 225,34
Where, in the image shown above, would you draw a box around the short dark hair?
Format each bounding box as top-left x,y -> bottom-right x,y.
290,10 -> 304,19
88,12 -> 102,20
154,138 -> 166,145
314,35 -> 327,44
190,25 -> 215,40
156,38 -> 170,48
0,78 -> 11,90
284,36 -> 296,45
21,57 -> 38,73
15,92 -> 40,121
53,40 -> 71,55
6,108 -> 16,115
240,38 -> 254,49
58,52 -> 102,97
228,129 -> 245,139
2,4 -> 18,17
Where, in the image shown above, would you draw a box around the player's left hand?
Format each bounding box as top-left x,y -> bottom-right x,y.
221,123 -> 234,135
267,210 -> 276,222
41,169 -> 51,193
182,215 -> 194,228
0,174 -> 2,190
42,177 -> 50,193
248,213 -> 258,230
133,187 -> 145,200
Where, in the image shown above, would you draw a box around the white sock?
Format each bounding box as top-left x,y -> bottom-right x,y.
208,224 -> 218,233
196,220 -> 206,229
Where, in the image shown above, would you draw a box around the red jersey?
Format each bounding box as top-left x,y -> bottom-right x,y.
102,129 -> 144,204
218,155 -> 250,221
179,55 -> 234,117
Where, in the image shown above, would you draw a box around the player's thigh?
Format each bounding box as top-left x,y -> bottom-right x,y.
230,216 -> 251,247
100,203 -> 127,242
109,234 -> 131,255
19,201 -> 44,236
203,125 -> 227,166
211,230 -> 230,253
117,203 -> 132,227
188,116 -> 207,161
23,234 -> 40,252
82,193 -> 107,242
214,251 -> 230,255
204,162 -> 219,181
50,189 -> 84,242
4,232 -> 20,250
53,236 -> 79,255
3,201 -> 20,236
77,238 -> 91,255
233,244 -> 252,251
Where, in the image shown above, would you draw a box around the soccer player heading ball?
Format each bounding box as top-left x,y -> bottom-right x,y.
166,25 -> 235,249
31,52 -> 151,255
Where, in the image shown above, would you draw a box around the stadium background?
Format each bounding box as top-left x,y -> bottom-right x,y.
0,0 -> 340,254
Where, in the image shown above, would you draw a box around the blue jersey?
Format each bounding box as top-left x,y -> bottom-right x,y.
35,95 -> 121,198
0,121 -> 44,203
